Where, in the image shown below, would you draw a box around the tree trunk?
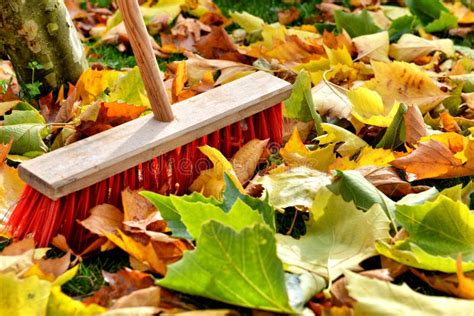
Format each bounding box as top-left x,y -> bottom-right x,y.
0,0 -> 87,91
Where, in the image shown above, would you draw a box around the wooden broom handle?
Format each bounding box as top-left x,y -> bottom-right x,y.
117,0 -> 174,122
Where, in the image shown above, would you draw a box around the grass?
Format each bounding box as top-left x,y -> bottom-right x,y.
62,249 -> 130,298
214,0 -> 322,24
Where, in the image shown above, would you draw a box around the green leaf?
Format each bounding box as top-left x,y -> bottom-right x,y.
158,221 -> 294,313
283,70 -> 313,122
441,182 -> 474,207
406,0 -> 448,25
108,66 -> 148,106
388,15 -> 419,42
425,11 -> 458,33
170,197 -> 264,239
4,110 -> 45,125
229,11 -> 265,34
443,84 -> 464,116
255,166 -> 332,209
0,124 -> 49,155
222,173 -> 276,231
141,191 -> 219,239
450,74 -> 474,93
376,194 -> 474,272
334,10 -> 382,38
455,45 -> 474,59
376,103 -> 407,149
345,270 -> 474,315
277,188 -> 390,284
328,170 -> 396,222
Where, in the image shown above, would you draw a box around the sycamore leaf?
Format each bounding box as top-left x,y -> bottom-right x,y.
404,105 -> 428,146
0,273 -> 51,315
189,145 -> 243,198
0,124 -> 49,156
345,270 -> 474,315
349,87 -> 401,127
389,34 -> 454,62
158,222 -> 294,313
367,60 -> 448,113
334,10 -> 382,38
352,31 -> 390,62
376,103 -> 407,150
280,128 -> 336,171
294,58 -> 330,86
277,188 -> 390,284
330,147 -> 396,171
387,15 -> 419,42
376,194 -> 474,272
255,166 -> 332,209
169,197 -> 264,239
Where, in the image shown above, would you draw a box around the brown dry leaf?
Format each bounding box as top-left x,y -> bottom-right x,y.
105,230 -> 191,275
278,7 -> 300,25
173,311 -> 240,316
367,61 -> 448,113
84,268 -> 155,307
160,15 -> 211,53
404,105 -> 428,146
80,204 -> 124,236
24,252 -> 71,282
231,139 -> 269,184
358,166 -> 429,198
111,286 -> 161,309
331,269 -> 393,307
412,257 -> 474,299
283,119 -> 313,142
390,139 -> 474,180
1,238 -> 35,256
121,188 -> 165,233
194,26 -> 251,63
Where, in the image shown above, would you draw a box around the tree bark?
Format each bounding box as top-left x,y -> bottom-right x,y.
0,0 -> 87,91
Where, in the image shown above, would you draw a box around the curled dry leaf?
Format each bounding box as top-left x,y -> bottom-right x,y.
111,286 -> 161,310
84,268 -> 155,307
231,138 -> 269,185
80,204 -> 124,236
331,269 -> 393,307
121,187 -> 164,232
404,105 -> 428,146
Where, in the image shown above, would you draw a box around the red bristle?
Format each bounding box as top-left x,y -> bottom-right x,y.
5,103 -> 284,250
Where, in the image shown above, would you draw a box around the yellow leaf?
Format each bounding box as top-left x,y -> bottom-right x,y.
0,165 -> 25,217
330,147 -> 396,171
75,69 -> 122,104
367,60 -> 448,113
348,87 -> 401,127
324,45 -> 353,67
280,128 -> 336,171
0,273 -> 51,314
47,285 -> 106,315
316,123 -> 367,157
189,146 -> 244,198
293,58 -> 330,85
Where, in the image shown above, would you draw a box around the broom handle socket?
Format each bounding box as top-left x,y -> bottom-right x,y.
117,0 -> 174,122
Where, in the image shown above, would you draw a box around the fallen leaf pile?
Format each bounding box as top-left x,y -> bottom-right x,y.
1,0 -> 474,315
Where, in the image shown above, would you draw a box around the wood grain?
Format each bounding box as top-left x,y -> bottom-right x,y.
20,71 -> 291,199
117,0 -> 173,121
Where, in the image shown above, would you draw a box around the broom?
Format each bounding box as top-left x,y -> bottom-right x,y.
5,0 -> 291,250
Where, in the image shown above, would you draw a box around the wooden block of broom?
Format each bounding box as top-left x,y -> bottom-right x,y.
19,71 -> 292,200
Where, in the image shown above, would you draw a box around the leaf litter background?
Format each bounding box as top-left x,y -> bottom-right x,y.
1,0 -> 474,315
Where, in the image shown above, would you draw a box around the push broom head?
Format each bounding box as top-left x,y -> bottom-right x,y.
6,0 -> 292,250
